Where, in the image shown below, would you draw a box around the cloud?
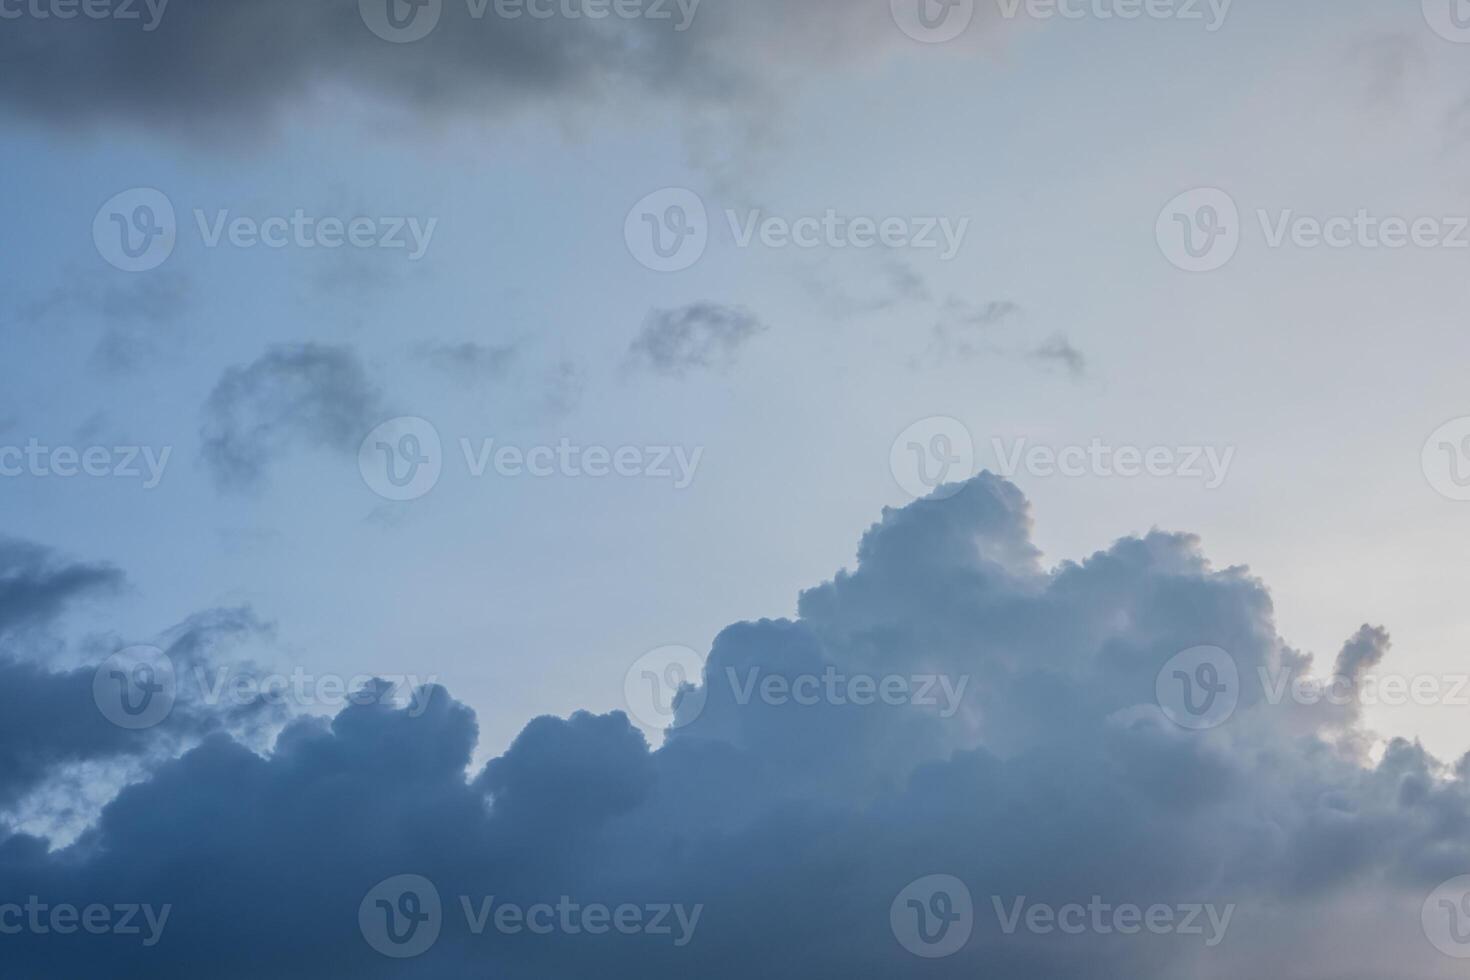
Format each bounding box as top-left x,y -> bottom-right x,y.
199,343 -> 383,491
0,1 -> 1006,137
0,537 -> 122,640
1030,334 -> 1087,379
628,303 -> 766,377
3,477 -> 1469,976
414,340 -> 521,384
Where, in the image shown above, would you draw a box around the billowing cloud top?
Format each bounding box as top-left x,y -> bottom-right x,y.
1,475 -> 1467,978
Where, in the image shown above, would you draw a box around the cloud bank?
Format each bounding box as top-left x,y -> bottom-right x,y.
2,477 -> 1468,977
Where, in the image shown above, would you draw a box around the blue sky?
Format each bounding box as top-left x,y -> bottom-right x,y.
6,1 -> 1470,975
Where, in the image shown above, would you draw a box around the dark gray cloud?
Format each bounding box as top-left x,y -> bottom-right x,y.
1,478 -> 1468,977
628,303 -> 766,377
0,0 -> 1004,136
0,537 -> 122,639
199,343 -> 383,490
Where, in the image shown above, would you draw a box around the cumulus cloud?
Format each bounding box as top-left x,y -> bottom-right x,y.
199,343 -> 383,490
2,477 -> 1468,977
628,303 -> 766,377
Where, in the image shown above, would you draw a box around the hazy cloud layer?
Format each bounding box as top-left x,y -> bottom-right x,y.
629,303 -> 766,377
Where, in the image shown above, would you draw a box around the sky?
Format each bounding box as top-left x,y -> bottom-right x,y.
5,0 -> 1470,976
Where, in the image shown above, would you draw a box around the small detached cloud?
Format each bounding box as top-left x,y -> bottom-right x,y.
628,303 -> 767,378
199,343 -> 383,491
